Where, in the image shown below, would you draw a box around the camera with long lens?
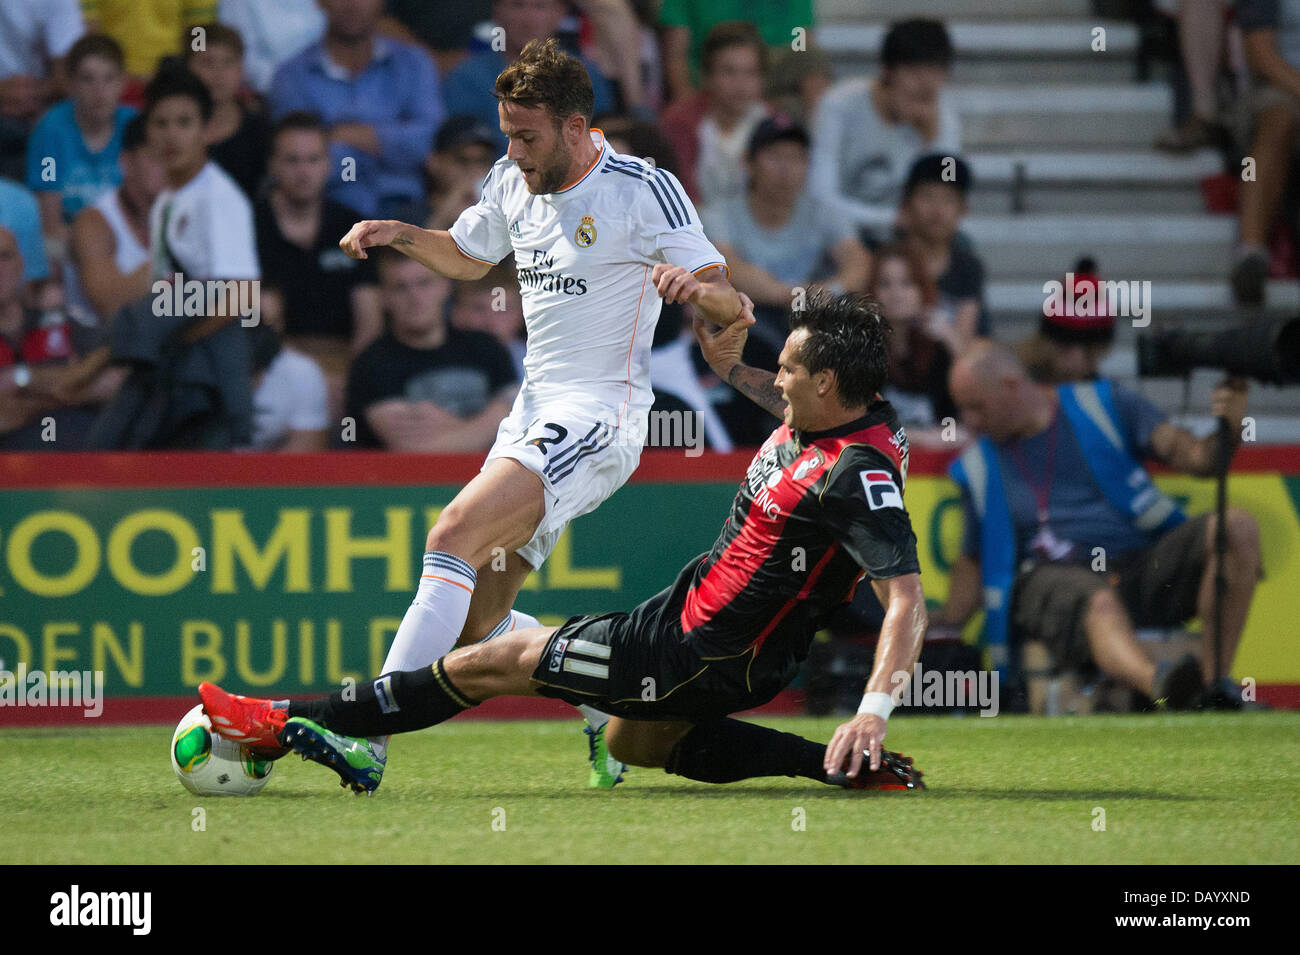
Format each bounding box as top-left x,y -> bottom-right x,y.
1137,316 -> 1300,385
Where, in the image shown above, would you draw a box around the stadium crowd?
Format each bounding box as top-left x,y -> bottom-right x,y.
0,1 -> 1113,451
1,0 -> 1284,453
0,0 -> 1277,715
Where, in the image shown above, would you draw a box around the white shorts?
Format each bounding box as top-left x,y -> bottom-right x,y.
483,398 -> 646,568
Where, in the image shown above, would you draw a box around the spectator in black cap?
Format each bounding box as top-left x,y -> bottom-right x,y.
895,151 -> 985,354
425,115 -> 499,231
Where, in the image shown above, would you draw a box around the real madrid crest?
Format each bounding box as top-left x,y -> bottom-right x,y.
575,214 -> 596,248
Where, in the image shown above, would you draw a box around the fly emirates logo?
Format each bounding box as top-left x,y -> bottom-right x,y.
518,248 -> 588,295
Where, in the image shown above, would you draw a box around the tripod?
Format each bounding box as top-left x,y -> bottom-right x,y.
1212,417 -> 1236,691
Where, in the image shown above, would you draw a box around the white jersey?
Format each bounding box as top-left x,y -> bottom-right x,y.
449,130 -> 725,422
150,162 -> 259,281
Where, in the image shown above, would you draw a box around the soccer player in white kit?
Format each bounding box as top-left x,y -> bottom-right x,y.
333,39 -> 750,789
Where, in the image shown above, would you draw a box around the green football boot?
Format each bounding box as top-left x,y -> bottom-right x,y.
584,723 -> 627,789
281,717 -> 386,795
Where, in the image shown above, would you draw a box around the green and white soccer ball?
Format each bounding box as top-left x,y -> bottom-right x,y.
170,703 -> 274,796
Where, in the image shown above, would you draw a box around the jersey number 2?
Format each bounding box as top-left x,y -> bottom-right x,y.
526,423 -> 569,454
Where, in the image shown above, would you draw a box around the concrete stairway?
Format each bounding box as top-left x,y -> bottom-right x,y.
813,0 -> 1299,432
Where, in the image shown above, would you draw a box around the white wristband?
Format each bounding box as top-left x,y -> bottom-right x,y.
857,691 -> 894,720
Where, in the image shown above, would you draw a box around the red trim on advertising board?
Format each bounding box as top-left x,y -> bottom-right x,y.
2,445 -> 1299,490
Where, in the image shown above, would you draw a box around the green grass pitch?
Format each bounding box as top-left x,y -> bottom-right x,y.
4,712 -> 1297,864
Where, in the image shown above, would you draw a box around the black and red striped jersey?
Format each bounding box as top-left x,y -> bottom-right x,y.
679,399 -> 920,662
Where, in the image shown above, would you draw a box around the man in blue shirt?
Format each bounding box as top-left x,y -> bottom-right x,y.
269,0 -> 444,220
441,0 -> 615,153
0,177 -> 49,283
937,340 -> 1261,711
25,34 -> 135,248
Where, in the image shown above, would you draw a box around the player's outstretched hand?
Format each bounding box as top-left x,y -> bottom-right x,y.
693,308 -> 753,378
652,263 -> 705,305
339,219 -> 406,259
824,713 -> 888,779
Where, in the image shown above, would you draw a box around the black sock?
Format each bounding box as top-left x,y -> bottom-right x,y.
664,718 -> 827,784
286,659 -> 478,738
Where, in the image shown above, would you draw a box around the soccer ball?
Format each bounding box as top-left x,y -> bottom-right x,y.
170,704 -> 274,796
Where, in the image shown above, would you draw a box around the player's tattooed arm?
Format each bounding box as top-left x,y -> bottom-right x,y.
728,363 -> 787,420
693,311 -> 787,420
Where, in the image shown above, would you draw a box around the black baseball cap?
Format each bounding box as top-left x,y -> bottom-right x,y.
903,152 -> 973,198
747,116 -> 810,159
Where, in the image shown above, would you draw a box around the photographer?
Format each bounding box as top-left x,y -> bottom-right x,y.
935,340 -> 1262,710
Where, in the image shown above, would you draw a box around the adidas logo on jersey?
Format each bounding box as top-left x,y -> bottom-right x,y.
509,220 -> 522,238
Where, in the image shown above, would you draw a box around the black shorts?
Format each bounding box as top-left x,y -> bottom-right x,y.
529,561 -> 801,721
1012,514 -> 1212,674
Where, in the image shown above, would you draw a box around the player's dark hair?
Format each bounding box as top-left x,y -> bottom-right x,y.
493,38 -> 593,126
121,115 -> 148,152
787,290 -> 891,409
271,110 -> 328,149
143,63 -> 214,122
701,20 -> 768,76
67,34 -> 125,74
881,18 -> 953,70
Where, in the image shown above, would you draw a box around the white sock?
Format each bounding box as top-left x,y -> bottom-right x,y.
579,705 -> 610,731
370,552 -> 477,755
508,609 -> 540,631
381,551 -> 478,674
479,609 -> 541,642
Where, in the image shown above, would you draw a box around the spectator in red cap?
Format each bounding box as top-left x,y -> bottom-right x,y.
1018,257 -> 1117,384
